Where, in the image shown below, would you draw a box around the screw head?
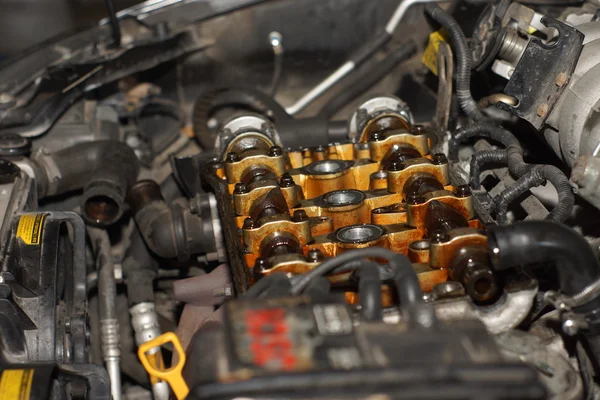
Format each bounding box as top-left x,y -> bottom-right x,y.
292,209 -> 309,222
307,249 -> 323,262
406,192 -> 424,205
456,185 -> 471,197
268,146 -> 283,157
226,152 -> 240,162
279,173 -> 295,188
234,183 -> 249,194
432,153 -> 448,165
412,125 -> 426,135
242,217 -> 256,229
387,161 -> 403,172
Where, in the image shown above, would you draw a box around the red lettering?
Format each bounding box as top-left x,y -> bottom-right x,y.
243,308 -> 297,370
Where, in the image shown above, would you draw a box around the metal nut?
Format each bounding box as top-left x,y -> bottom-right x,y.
536,103 -> 549,118
555,72 -> 568,88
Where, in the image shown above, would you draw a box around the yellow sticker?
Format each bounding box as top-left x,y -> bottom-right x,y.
0,369 -> 34,400
422,29 -> 449,76
16,214 -> 46,245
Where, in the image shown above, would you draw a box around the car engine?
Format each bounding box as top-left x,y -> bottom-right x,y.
3,0 -> 600,398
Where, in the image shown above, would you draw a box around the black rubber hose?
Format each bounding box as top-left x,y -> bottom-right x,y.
33,140 -> 139,226
357,262 -> 383,321
290,248 -> 423,311
425,4 -> 484,121
128,180 -> 216,260
487,221 -> 600,365
469,149 -> 508,189
122,227 -> 158,306
317,41 -> 418,120
192,86 -> 349,150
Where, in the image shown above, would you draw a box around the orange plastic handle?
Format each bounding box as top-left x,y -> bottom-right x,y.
138,332 -> 189,400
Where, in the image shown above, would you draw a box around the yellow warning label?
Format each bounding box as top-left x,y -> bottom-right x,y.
422,29 -> 449,76
16,214 -> 46,245
0,369 -> 34,400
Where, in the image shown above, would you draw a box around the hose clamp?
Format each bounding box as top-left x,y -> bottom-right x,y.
544,279 -> 600,335
544,276 -> 600,311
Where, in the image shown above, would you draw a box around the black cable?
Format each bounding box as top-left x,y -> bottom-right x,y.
290,248 -> 423,311
451,122 -> 528,176
242,273 -> 291,299
577,342 -> 594,400
104,0 -> 121,47
317,41 -> 417,120
469,149 -> 508,189
424,4 -> 484,121
494,166 -> 546,224
452,123 -> 574,223
356,262 -> 383,321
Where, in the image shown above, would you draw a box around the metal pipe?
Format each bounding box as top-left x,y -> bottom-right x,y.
478,93 -> 518,109
385,0 -> 446,34
88,227 -> 121,400
285,0 -> 447,116
130,302 -> 170,400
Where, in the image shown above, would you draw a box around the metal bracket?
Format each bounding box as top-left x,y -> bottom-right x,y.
497,16 -> 584,130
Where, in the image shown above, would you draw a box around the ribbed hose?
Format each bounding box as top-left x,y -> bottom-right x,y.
452,122 -> 574,222
425,4 -> 484,121
469,149 -> 508,189
192,86 -> 290,149
494,167 -> 546,224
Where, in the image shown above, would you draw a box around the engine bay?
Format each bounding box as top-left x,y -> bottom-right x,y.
2,0 -> 600,399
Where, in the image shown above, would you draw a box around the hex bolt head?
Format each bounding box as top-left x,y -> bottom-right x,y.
292,209 -> 309,222
279,173 -> 295,188
234,183 -> 249,194
226,152 -> 240,163
387,161 -> 403,172
253,258 -> 270,280
242,217 -> 256,229
370,131 -> 383,141
433,281 -> 466,299
562,318 -> 578,336
406,193 -> 424,205
432,153 -> 448,165
430,231 -> 449,243
456,185 -> 471,198
268,146 -> 283,157
307,248 -> 323,263
412,125 -> 426,135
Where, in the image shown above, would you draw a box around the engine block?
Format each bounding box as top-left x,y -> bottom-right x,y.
208,97 -> 497,306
